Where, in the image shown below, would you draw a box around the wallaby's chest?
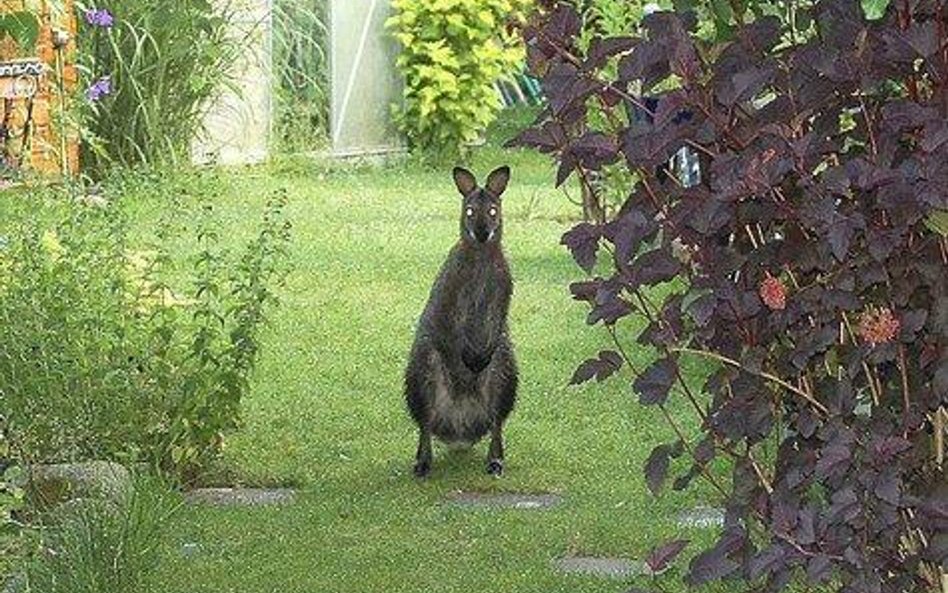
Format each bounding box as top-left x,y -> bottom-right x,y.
455,265 -> 500,305
449,259 -> 508,320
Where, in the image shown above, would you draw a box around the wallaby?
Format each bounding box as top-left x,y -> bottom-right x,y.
404,166 -> 518,478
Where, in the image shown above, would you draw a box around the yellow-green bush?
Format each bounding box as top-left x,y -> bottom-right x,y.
386,0 -> 531,158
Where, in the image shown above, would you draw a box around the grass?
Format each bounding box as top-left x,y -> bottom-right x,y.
24,474 -> 179,593
3,109 -> 731,592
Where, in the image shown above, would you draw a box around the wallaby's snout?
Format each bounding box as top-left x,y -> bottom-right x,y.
454,166 -> 510,246
474,225 -> 491,244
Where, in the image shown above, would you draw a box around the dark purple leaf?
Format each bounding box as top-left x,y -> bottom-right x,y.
644,443 -> 671,495
634,357 -> 678,406
749,544 -> 784,580
694,436 -> 715,464
569,279 -> 600,303
646,539 -> 689,572
872,436 -> 912,461
629,248 -> 681,288
898,309 -> 927,341
687,549 -> 740,585
572,131 -> 620,169
542,62 -> 601,117
507,121 -> 567,152
815,443 -> 851,480
687,293 -> 716,327
618,40 -> 670,90
586,36 -> 637,69
561,223 -> 601,273
556,150 -> 578,186
874,471 -> 901,506
827,215 -> 860,261
806,554 -> 833,584
570,350 -> 625,385
602,210 -> 658,266
587,295 -> 633,325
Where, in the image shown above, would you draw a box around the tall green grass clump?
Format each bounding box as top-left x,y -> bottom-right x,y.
76,0 -> 241,174
272,0 -> 330,152
25,474 -> 178,593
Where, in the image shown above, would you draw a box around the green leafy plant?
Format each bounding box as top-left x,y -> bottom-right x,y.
386,0 -> 532,159
75,1 -> 241,174
0,11 -> 40,52
156,193 -> 293,473
0,183 -> 291,479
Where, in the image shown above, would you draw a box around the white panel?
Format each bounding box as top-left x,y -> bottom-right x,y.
330,0 -> 403,157
192,0 -> 273,166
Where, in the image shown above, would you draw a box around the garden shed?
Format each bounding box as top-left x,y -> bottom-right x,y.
196,0 -> 402,164
328,0 -> 402,157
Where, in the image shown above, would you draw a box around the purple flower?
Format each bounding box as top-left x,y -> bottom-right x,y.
84,8 -> 114,28
86,76 -> 112,102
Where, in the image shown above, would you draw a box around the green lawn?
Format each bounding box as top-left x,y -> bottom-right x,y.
5,114 -> 729,592
132,136 -> 726,591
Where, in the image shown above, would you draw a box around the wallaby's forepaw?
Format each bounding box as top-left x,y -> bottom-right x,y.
486,459 -> 504,477
462,351 -> 490,374
413,460 -> 431,479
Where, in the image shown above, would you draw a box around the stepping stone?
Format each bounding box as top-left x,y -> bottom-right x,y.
552,555 -> 650,578
3,573 -> 25,593
25,461 -> 131,510
676,506 -> 725,529
446,491 -> 563,510
184,487 -> 297,507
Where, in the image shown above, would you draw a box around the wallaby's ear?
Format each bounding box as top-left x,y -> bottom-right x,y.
485,166 -> 511,198
453,167 -> 478,197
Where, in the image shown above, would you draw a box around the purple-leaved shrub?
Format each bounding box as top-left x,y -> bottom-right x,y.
512,0 -> 947,590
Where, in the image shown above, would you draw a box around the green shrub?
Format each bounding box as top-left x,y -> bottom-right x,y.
0,183 -> 291,478
75,1 -> 241,174
386,0 -> 531,159
25,474 -> 178,593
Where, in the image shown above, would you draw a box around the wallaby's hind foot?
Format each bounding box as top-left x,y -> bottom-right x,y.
486,459 -> 504,476
487,423 -> 505,476
414,429 -> 433,479
413,459 -> 431,478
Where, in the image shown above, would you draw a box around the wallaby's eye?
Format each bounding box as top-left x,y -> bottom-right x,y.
489,207 -> 497,217
466,207 -> 474,217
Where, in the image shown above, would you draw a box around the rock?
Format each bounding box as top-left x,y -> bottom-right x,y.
183,488 -> 297,507
181,542 -> 201,558
3,573 -> 25,593
446,491 -> 563,510
26,462 -> 131,510
676,506 -> 725,529
552,555 -> 651,578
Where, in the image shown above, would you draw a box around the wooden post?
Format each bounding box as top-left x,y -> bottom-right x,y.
0,0 -> 78,178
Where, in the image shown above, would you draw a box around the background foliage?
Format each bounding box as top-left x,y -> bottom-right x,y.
0,182 -> 291,478
514,0 -> 946,590
272,0 -> 330,152
387,0 -> 532,159
75,0 -> 241,174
